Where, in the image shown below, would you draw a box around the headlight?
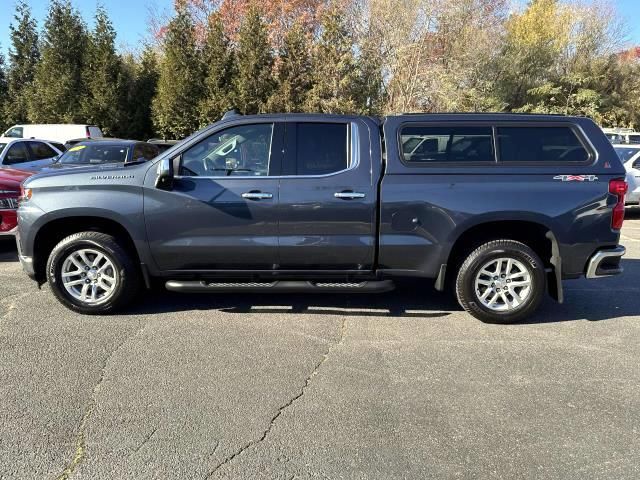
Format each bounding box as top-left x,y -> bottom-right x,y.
20,187 -> 32,203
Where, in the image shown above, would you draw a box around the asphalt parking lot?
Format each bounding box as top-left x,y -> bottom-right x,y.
1,213 -> 639,480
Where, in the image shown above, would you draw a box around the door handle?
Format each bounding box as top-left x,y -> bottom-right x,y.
334,191 -> 366,200
242,191 -> 273,200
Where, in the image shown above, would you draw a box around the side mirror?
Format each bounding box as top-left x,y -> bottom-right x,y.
155,157 -> 175,190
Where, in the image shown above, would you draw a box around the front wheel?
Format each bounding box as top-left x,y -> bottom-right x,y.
455,240 -> 546,324
46,232 -> 140,314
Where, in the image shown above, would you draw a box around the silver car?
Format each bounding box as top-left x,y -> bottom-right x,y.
0,137 -> 65,171
614,145 -> 640,205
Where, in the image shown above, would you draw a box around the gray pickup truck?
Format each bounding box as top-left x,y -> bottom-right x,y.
16,113 -> 627,323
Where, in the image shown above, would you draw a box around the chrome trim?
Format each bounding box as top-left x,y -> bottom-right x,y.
241,192 -> 273,200
586,246 -> 626,278
173,121 -> 362,180
334,192 -> 366,199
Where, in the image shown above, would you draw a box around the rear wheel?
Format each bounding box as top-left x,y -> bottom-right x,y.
455,240 -> 546,324
46,232 -> 140,314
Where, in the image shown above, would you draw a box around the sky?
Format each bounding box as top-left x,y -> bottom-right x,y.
0,0 -> 639,56
0,0 -> 175,54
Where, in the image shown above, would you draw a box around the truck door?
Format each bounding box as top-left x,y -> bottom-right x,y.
144,122 -> 284,271
277,120 -> 378,271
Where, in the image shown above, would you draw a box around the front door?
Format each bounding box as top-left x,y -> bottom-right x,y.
277,120 -> 377,271
145,122 -> 283,271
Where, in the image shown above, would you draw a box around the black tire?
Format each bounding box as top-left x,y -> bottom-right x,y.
455,240 -> 546,324
46,231 -> 140,314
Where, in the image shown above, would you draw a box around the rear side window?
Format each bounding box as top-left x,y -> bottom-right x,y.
132,143 -> 159,162
497,127 -> 589,163
291,123 -> 349,175
51,142 -> 67,152
28,141 -> 57,160
401,126 -> 494,163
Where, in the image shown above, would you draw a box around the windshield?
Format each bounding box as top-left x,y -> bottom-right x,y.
614,147 -> 640,164
58,144 -> 129,165
0,143 -> 6,155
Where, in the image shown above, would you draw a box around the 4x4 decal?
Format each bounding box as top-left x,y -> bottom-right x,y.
553,175 -> 598,182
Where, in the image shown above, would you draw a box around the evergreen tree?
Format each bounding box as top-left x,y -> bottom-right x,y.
152,8 -> 204,139
0,49 -> 8,129
5,1 -> 39,126
82,6 -> 124,136
122,48 -> 159,140
199,15 -> 235,126
28,0 -> 88,123
353,37 -> 383,115
234,5 -> 274,115
267,21 -> 312,113
305,4 -> 360,114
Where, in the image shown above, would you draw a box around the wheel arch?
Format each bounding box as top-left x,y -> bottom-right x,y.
32,215 -> 142,284
440,219 -> 563,302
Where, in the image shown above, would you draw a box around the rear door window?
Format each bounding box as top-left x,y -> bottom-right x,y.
284,123 -> 350,175
400,126 -> 494,163
28,141 -> 57,160
132,143 -> 159,162
3,142 -> 30,165
497,126 -> 590,163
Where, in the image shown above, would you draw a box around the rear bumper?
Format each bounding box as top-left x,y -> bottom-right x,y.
585,246 -> 625,279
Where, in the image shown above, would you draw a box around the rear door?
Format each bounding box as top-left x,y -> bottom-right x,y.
277,119 -> 378,271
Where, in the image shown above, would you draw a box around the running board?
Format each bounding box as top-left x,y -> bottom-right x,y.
165,280 -> 395,294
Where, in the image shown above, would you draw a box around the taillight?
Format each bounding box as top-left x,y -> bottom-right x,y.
86,126 -> 91,138
609,178 -> 628,230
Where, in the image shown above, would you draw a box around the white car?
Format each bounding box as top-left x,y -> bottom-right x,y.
614,145 -> 640,205
2,124 -> 103,144
0,137 -> 65,171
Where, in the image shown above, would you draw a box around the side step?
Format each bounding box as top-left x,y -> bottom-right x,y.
165,280 -> 395,294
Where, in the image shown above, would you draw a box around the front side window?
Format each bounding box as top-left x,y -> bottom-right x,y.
29,141 -> 57,160
58,144 -> 129,165
4,142 -> 29,165
4,127 -> 23,138
180,123 -> 273,177
401,126 -> 494,163
497,126 -> 589,162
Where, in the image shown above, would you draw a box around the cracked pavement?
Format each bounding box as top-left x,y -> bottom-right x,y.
0,212 -> 639,479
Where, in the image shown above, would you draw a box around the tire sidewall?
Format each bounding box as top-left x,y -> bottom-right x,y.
459,245 -> 545,323
47,237 -> 130,313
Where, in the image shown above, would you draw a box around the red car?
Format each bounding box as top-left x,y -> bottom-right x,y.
0,168 -> 32,236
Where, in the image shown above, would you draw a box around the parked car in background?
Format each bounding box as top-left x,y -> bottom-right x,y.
148,139 -> 180,154
614,145 -> 640,206
0,137 -> 64,170
603,128 -> 640,145
45,139 -> 159,169
0,168 -> 32,236
3,124 -> 103,144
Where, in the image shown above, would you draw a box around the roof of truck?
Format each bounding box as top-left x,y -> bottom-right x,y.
214,111 -> 588,126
